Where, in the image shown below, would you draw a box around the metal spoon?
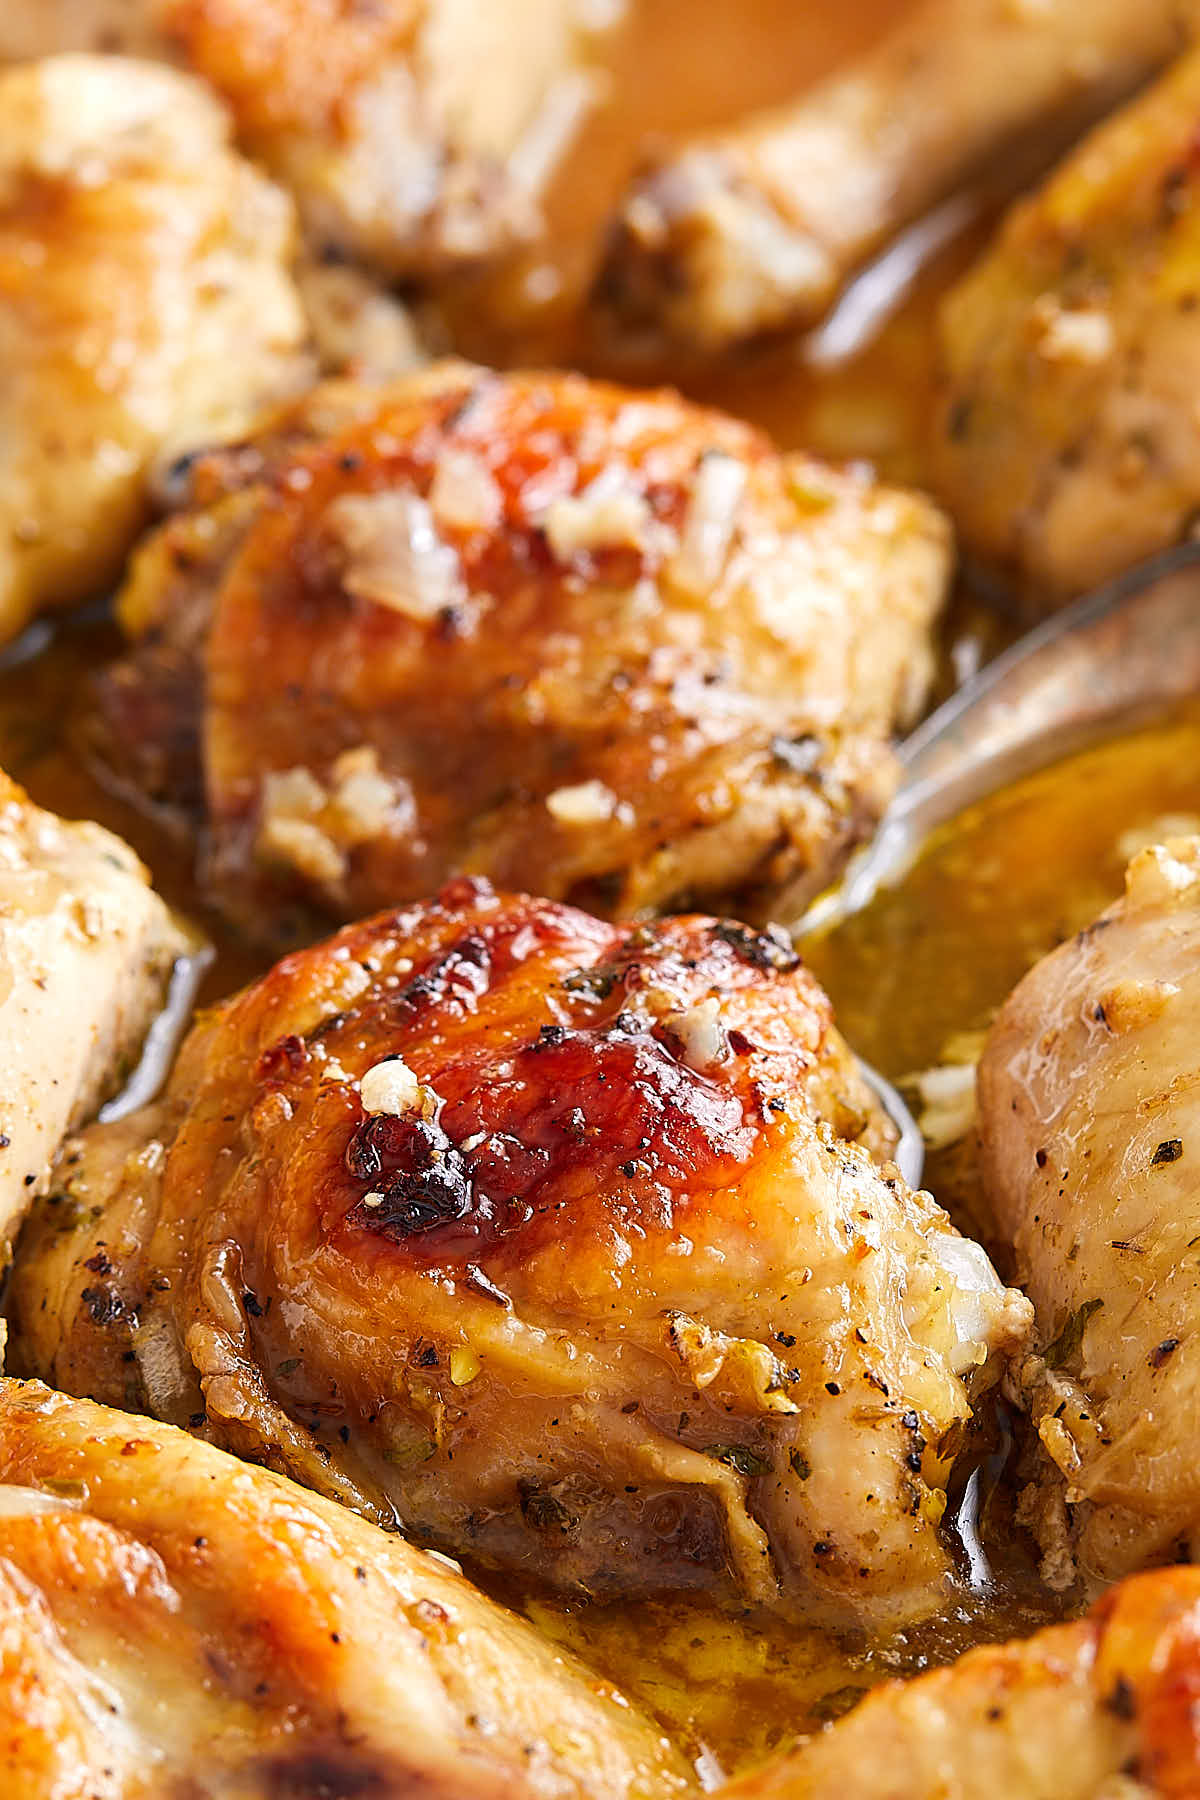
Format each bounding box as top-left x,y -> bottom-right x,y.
801,539 -> 1200,1188
805,538 -> 1200,934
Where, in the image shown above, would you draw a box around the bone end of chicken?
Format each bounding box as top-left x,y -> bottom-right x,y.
0,52 -> 309,645
980,833 -> 1200,1589
595,0 -> 1194,353
9,879 -> 1030,1633
0,1377 -> 694,1800
0,769 -> 186,1254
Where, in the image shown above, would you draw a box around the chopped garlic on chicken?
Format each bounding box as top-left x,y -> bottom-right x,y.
11,881 -> 1031,1633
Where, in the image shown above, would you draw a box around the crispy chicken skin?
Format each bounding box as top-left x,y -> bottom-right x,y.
935,44 -> 1200,606
9,881 -> 1030,1631
978,837 -> 1200,1591
718,1565 -> 1200,1800
0,769 -> 185,1254
95,363 -> 949,939
1,0 -> 604,280
0,54 -> 308,645
594,0 -> 1195,353
0,1378 -> 692,1800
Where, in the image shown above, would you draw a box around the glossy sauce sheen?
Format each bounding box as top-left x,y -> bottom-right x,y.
0,0 -> 1162,1778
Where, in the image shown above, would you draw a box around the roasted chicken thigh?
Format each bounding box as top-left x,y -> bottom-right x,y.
0,53 -> 308,644
979,836 -> 1200,1591
11,881 -> 1030,1632
0,0 -> 608,281
719,1565 -> 1200,1800
0,1377 -> 691,1800
936,42 -> 1200,605
95,363 -> 949,939
0,769 -> 185,1253
596,0 -> 1194,352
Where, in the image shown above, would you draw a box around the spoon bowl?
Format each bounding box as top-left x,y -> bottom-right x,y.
804,539 -> 1200,933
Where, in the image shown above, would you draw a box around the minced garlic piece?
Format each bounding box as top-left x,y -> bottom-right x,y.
359,1056 -> 428,1116
1031,296 -> 1114,365
429,447 -> 503,532
542,473 -> 650,558
545,779 -> 618,826
258,815 -> 346,886
326,488 -> 462,620
668,450 -> 747,596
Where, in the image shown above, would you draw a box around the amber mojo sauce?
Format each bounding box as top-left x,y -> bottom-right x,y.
1,0 -> 1195,1780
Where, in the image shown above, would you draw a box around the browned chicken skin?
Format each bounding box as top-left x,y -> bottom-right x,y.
10,880 -> 1030,1632
717,1565 -> 1200,1800
0,1378 -> 692,1800
95,362 -> 949,941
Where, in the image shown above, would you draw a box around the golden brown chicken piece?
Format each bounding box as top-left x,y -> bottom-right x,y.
0,1377 -> 692,1800
978,837 -> 1200,1593
1,0 -> 607,281
10,881 -> 1031,1632
718,1565 -> 1200,1800
935,43 -> 1200,606
594,0 -> 1195,353
94,362 -> 949,940
0,53 -> 309,645
0,769 -> 185,1255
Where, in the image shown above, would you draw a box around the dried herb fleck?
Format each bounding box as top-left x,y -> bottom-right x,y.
1044,1298 -> 1104,1368
704,1443 -> 772,1476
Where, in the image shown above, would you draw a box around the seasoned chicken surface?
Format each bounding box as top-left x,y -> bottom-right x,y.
0,3 -> 164,60
0,53 -> 308,645
94,363 -> 949,940
0,1378 -> 692,1800
1,0 -> 605,280
935,43 -> 1200,606
10,881 -> 1031,1632
595,0 -> 1195,353
978,836 -> 1200,1591
719,1565 -> 1200,1800
0,769 -> 184,1254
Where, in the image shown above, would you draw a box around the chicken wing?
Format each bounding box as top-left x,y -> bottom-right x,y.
979,836 -> 1200,1590
935,42 -> 1200,605
0,53 -> 309,644
0,769 -> 185,1255
594,0 -> 1194,353
717,1564 -> 1200,1800
92,362 -> 949,940
1,0 -> 607,281
0,1376 -> 692,1799
9,880 -> 1030,1632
